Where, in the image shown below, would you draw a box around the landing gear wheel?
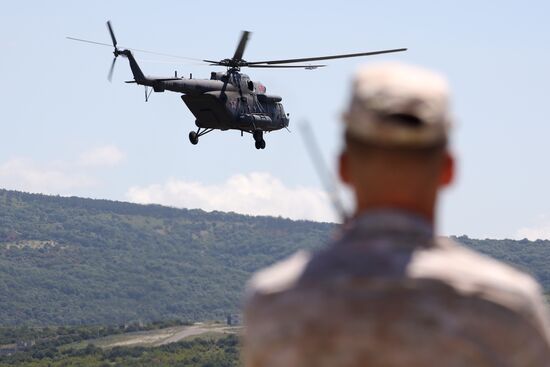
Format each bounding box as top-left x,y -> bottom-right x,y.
255,140 -> 266,150
189,131 -> 199,145
253,130 -> 266,150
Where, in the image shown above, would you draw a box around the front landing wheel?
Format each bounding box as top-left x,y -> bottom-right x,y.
255,140 -> 266,150
189,131 -> 199,145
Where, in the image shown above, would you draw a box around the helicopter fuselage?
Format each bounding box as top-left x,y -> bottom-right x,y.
146,73 -> 289,132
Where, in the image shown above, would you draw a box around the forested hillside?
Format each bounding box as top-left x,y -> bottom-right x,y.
0,189 -> 548,326
0,189 -> 330,325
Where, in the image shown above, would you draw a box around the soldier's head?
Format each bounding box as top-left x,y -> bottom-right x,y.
339,63 -> 454,221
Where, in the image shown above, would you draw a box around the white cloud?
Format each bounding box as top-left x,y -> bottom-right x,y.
78,145 -> 125,168
516,217 -> 550,240
0,158 -> 96,194
0,144 -> 126,195
126,172 -> 337,222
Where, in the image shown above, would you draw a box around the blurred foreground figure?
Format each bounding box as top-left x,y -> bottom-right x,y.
243,63 -> 550,366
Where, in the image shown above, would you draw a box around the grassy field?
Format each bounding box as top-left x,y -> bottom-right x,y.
0,323 -> 242,367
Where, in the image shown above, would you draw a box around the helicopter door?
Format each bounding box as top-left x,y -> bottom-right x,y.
275,104 -> 282,120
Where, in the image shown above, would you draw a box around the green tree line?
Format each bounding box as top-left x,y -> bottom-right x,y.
0,334 -> 240,367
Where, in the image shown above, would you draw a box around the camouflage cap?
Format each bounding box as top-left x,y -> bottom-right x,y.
343,63 -> 452,147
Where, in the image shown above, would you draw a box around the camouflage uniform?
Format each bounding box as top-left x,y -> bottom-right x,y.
243,63 -> 550,366
244,210 -> 550,366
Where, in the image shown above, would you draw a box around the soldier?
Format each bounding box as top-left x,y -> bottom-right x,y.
243,63 -> 550,366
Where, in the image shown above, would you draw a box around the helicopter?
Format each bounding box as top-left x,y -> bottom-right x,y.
68,21 -> 407,150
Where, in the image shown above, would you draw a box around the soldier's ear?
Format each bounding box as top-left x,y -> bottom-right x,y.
339,150 -> 351,185
439,150 -> 454,187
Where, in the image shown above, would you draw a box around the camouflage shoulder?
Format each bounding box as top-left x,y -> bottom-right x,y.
409,237 -> 547,317
245,250 -> 312,298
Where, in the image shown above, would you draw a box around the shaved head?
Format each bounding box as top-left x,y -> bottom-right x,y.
340,133 -> 453,222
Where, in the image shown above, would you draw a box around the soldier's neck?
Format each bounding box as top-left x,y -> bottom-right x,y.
354,196 -> 436,225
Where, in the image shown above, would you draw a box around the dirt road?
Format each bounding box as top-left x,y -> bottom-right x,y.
99,323 -> 239,348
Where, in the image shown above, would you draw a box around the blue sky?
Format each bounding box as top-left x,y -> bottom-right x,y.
1,1 -> 549,239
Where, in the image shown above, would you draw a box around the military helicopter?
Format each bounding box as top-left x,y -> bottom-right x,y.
68,21 -> 406,149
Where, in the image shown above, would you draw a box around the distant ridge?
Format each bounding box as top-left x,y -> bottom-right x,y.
0,189 -> 548,326
0,189 -> 332,326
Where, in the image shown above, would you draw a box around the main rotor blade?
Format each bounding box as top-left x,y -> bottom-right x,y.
66,37 -> 113,47
106,20 -> 117,47
247,48 -> 407,65
232,31 -> 250,61
248,64 -> 326,69
66,37 -> 205,62
107,57 -> 116,82
204,60 -> 325,69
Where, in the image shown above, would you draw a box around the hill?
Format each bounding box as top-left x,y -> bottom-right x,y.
0,189 -> 331,325
0,189 -> 548,326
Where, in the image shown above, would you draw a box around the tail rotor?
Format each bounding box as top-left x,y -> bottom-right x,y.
106,20 -> 119,82
107,57 -> 117,82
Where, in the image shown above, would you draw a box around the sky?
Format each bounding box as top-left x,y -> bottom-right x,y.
1,1 -> 549,239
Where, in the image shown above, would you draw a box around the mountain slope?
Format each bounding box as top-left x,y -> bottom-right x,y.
0,189 -> 331,325
0,189 -> 548,326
